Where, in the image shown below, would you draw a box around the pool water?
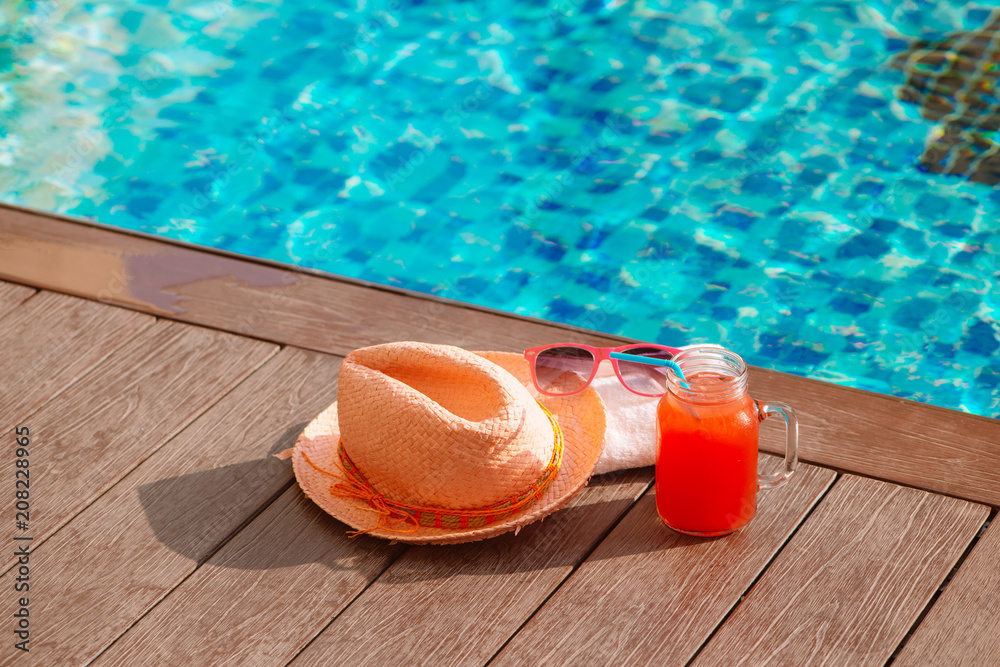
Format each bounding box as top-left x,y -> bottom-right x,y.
2,0 -> 999,416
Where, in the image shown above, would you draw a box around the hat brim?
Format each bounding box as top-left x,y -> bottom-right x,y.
292,351 -> 607,544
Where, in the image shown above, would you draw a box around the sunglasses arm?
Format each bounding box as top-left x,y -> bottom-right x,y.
609,352 -> 690,389
609,351 -> 674,367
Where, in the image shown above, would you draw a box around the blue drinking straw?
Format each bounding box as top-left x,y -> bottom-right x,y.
609,351 -> 691,389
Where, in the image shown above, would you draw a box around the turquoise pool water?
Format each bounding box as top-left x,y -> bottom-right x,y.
2,0 -> 999,416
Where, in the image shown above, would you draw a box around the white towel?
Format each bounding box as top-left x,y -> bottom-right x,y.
590,344 -> 724,475
591,365 -> 659,475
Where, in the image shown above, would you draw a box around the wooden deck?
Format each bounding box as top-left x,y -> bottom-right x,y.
0,203 -> 998,665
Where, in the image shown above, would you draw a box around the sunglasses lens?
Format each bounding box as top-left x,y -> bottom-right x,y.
616,346 -> 674,396
533,347 -> 596,395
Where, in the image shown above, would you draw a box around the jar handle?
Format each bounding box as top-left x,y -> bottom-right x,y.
757,401 -> 798,491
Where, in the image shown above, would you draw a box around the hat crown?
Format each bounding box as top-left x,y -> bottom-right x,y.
337,342 -> 556,509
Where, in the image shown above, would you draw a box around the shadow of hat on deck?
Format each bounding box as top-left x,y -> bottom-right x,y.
138,431 -> 684,575
136,421 -> 380,572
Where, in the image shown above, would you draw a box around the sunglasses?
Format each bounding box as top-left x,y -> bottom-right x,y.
524,343 -> 683,397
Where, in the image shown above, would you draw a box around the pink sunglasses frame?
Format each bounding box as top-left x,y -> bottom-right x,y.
523,342 -> 682,397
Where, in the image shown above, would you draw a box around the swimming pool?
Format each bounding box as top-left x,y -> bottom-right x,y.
2,0 -> 999,416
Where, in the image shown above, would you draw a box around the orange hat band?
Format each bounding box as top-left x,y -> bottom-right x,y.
302,401 -> 565,537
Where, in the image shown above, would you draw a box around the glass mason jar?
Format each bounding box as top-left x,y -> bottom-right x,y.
655,345 -> 797,536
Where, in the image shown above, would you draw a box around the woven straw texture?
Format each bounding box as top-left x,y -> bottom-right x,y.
292,342 -> 607,544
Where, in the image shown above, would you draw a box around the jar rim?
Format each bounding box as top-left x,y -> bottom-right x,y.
666,345 -> 748,401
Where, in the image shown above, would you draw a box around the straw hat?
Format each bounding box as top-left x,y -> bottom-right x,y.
291,341 -> 606,544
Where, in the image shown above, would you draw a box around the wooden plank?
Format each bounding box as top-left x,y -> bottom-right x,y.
893,519 -> 1000,666
94,487 -> 401,667
691,475 -> 989,667
5,206 -> 1000,509
0,204 -> 617,353
290,468 -> 654,667
92,468 -> 653,666
0,291 -> 154,433
0,320 -> 275,563
490,460 -> 836,667
0,280 -> 34,318
0,347 -> 362,664
750,366 -> 1000,506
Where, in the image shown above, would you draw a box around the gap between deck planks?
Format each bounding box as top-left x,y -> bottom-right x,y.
0,290 -> 154,434
0,204 -> 618,355
96,466 -> 654,667
893,517 -> 1000,666
0,347 -> 351,665
489,461 -> 835,667
750,369 -> 1000,508
286,467 -> 654,667
3,205 -> 1000,510
93,486 -> 404,667
0,280 -> 35,320
691,475 -> 989,667
0,319 -> 276,575
0,218 -> 988,659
